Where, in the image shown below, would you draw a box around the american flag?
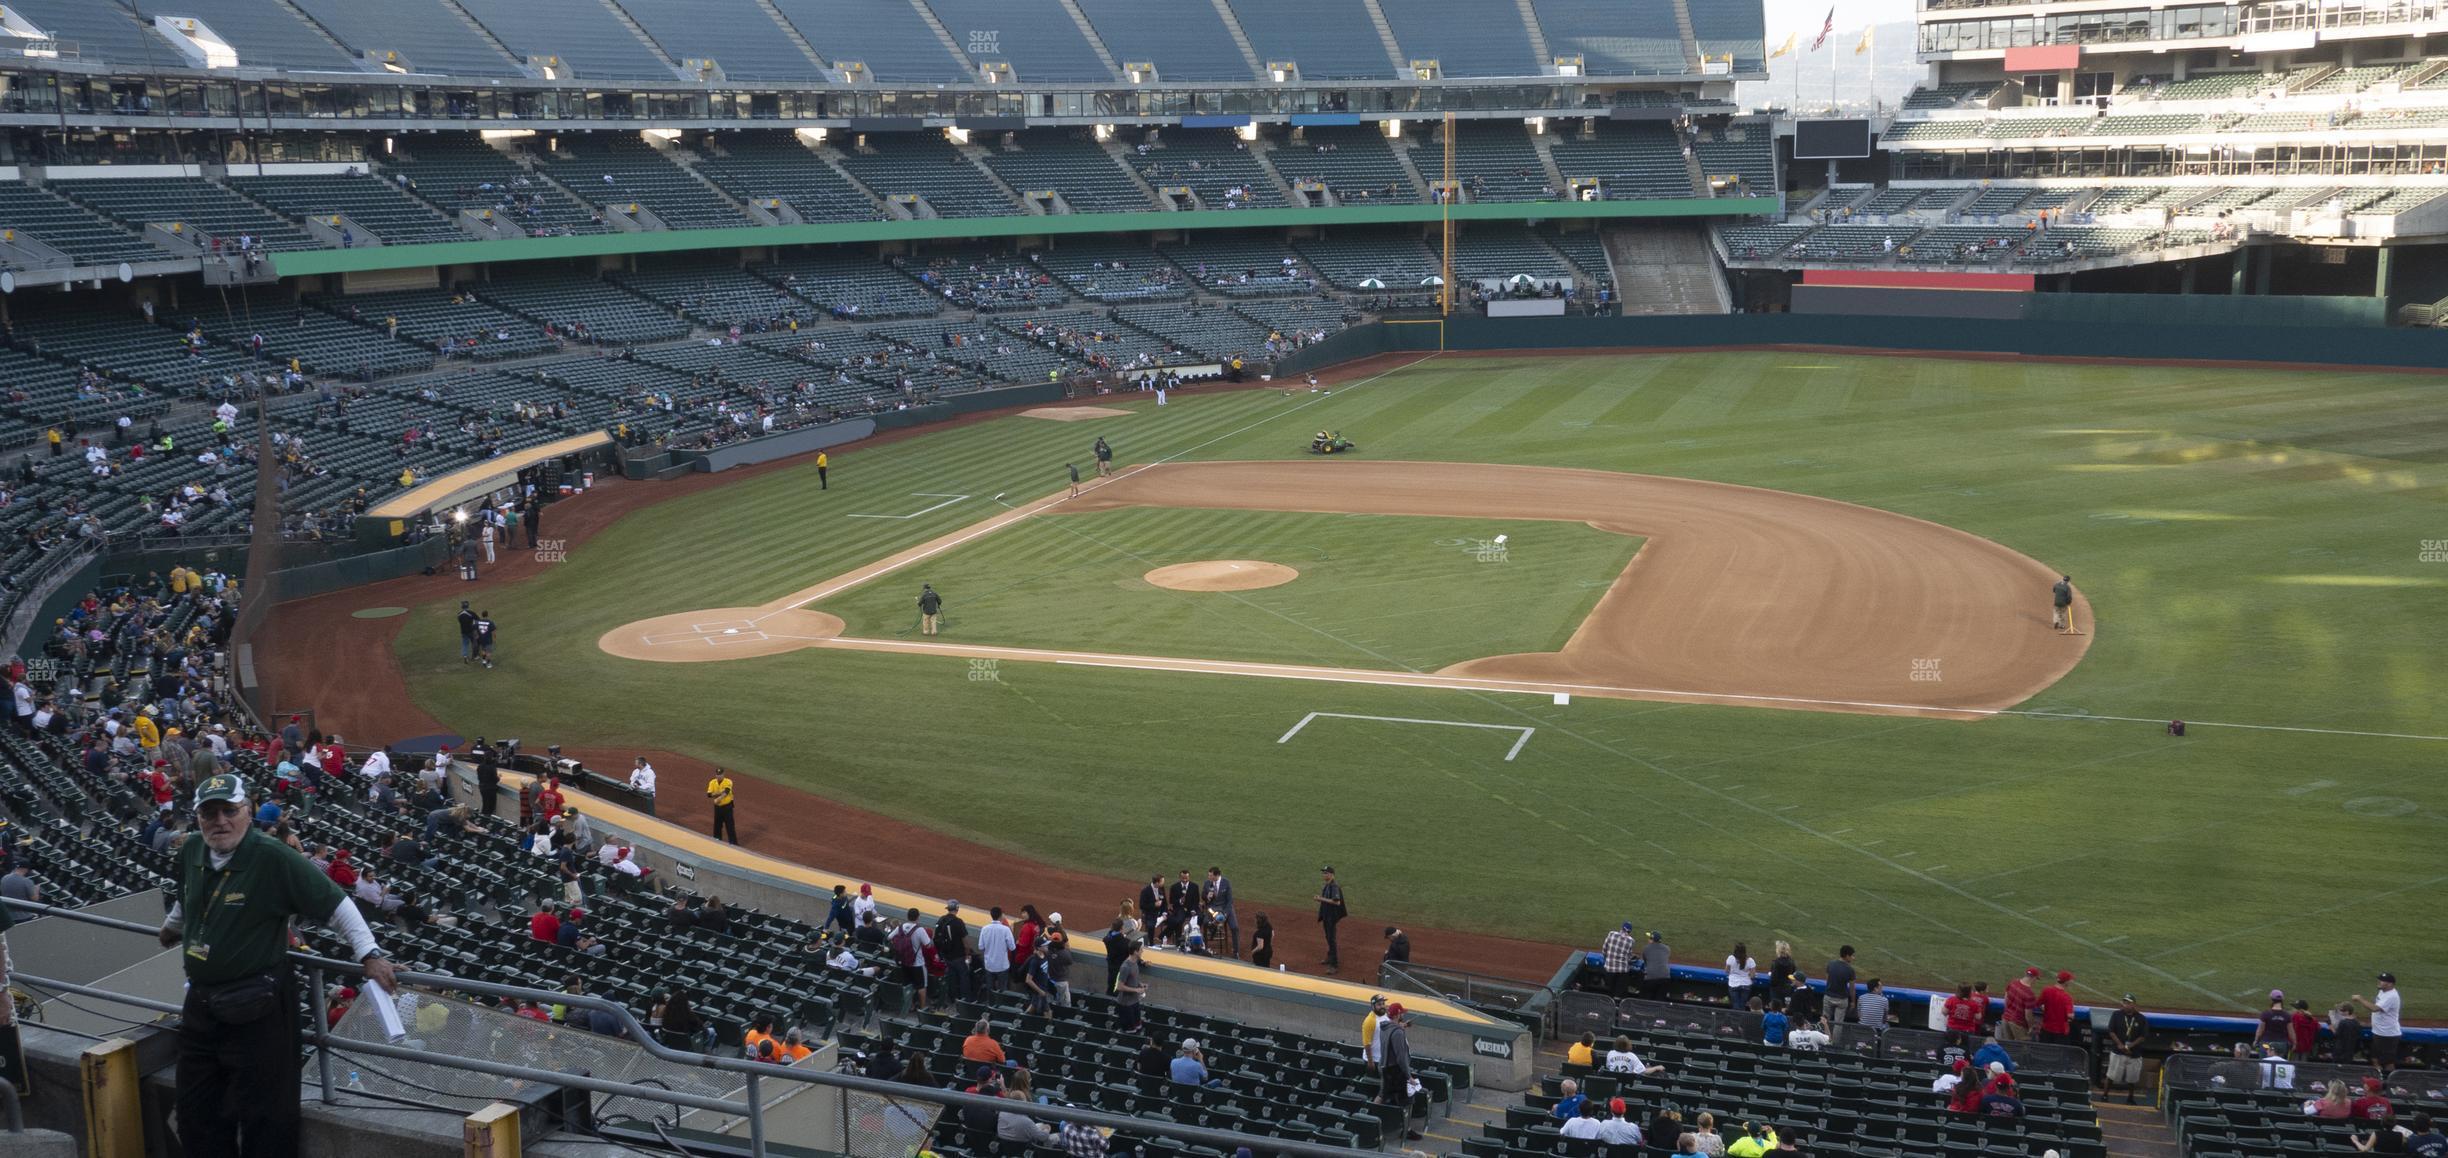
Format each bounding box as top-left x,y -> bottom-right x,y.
1809,7 -> 1835,50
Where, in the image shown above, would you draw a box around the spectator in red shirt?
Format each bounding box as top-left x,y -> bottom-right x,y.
1014,904 -> 1044,963
2288,1000 -> 2323,1062
530,905 -> 562,944
2038,971 -> 2076,1044
326,848 -> 358,889
2349,1077 -> 2394,1124
535,776 -> 566,820
2000,968 -> 2041,1042
1944,983 -> 1986,1047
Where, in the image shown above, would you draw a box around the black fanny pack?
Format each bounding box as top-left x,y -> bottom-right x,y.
200,971 -> 285,1024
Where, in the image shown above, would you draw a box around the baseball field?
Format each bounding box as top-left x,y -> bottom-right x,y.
383,349 -> 2447,1015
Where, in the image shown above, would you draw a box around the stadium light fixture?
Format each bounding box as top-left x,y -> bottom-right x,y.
1236,123 -> 1258,142
1383,120 -> 1404,139
1094,124 -> 1113,141
479,129 -> 537,141
642,128 -> 682,142
796,127 -> 828,144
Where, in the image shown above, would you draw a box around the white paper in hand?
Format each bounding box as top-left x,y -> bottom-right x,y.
365,976 -> 407,1041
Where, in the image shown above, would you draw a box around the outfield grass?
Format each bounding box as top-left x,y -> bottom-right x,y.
815,508 -> 1642,671
394,352 -> 2448,1014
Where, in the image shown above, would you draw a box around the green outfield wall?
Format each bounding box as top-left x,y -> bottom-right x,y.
1317,310 -> 2448,370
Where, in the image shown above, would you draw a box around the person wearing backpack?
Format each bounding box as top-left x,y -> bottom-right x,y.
890,911 -> 932,1010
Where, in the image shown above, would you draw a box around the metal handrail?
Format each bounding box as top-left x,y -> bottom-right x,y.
1,898 -> 1376,1157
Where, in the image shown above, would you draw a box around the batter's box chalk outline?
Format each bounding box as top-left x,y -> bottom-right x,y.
704,631 -> 772,646
1276,711 -> 1535,762
846,493 -> 971,520
689,620 -> 757,634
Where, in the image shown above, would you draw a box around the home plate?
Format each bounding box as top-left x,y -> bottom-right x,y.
724,628 -> 741,635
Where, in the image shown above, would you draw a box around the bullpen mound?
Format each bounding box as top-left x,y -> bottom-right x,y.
1144,560 -> 1300,592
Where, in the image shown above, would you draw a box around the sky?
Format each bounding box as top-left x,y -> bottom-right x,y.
1758,0 -> 1917,45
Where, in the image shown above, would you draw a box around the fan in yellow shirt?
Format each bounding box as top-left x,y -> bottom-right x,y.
1566,1032 -> 1596,1068
1724,1122 -> 1779,1156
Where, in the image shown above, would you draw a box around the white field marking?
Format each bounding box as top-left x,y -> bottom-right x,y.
2141,871 -> 2448,960
845,492 -> 970,520
1152,353 -> 1438,466
759,355 -> 1412,635
1464,685 -> 2256,1009
830,627 -> 2448,737
757,467 -> 1155,623
1276,712 -> 1535,761
2285,779 -> 2340,795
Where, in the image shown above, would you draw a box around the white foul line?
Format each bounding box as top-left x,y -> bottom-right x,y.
846,493 -> 971,520
759,355 -> 1438,624
1151,352 -> 1441,466
1277,711 -> 1535,761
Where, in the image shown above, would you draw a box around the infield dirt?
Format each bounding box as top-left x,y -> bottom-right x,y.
604,460 -> 2090,717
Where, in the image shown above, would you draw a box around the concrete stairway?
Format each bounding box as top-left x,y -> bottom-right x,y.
1207,0 -> 1267,78
1052,0 -> 1125,81
2095,1099 -> 2182,1158
1604,225 -> 1728,314
1357,0 -> 1411,75
435,0 -> 527,71
752,0 -> 833,73
1512,0 -> 1553,65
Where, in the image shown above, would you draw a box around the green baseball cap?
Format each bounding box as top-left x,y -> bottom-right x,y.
193,773 -> 250,809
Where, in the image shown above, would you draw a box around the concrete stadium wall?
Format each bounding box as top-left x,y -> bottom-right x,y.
684,418 -> 878,473
1365,313 -> 2448,368
269,198 -> 1780,278
679,382 -> 1070,473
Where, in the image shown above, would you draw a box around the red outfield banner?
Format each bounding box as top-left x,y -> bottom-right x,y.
1800,269 -> 2039,291
2003,45 -> 2081,72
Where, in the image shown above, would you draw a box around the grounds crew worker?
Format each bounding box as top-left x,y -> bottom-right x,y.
160,772 -> 397,1157
707,768 -> 738,844
919,583 -> 943,637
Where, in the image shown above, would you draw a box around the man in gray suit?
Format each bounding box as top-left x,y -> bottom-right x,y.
1204,867 -> 1240,959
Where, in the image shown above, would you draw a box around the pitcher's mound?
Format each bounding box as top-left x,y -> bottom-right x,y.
600,607 -> 846,662
1145,560 -> 1299,592
1022,406 -> 1132,422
